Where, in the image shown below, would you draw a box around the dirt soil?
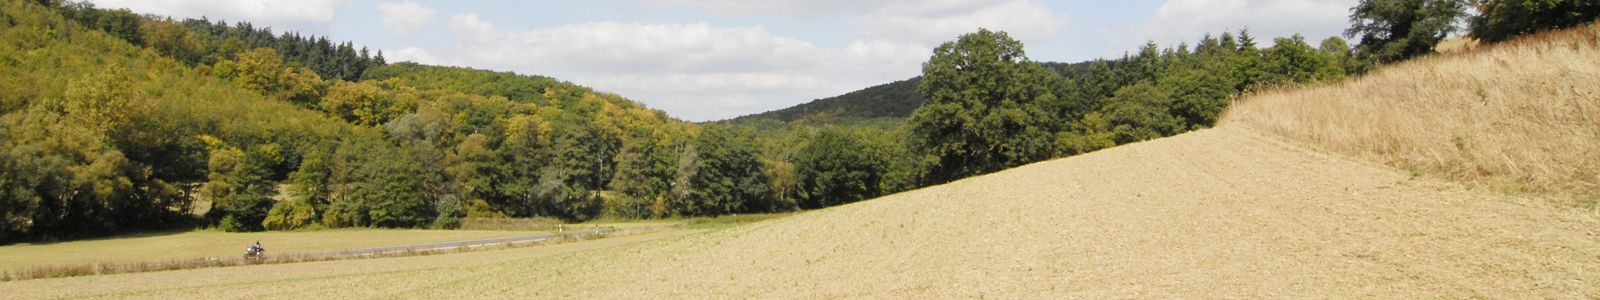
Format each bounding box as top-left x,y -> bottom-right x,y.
4,127 -> 1598,298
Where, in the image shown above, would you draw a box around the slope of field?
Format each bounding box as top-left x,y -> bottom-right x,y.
5,126 -> 1597,298
1227,23 -> 1600,205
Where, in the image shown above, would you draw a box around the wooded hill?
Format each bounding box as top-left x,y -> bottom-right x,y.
726,62 -> 1105,125
0,0 -> 722,242
727,78 -> 923,124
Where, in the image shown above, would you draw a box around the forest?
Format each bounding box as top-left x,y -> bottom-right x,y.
1,0 -> 1594,242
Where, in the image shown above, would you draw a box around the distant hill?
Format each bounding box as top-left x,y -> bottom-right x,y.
727,78 -> 923,124
726,61 -> 1098,124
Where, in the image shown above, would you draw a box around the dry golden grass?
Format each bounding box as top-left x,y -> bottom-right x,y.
1435,36 -> 1481,53
1225,23 -> 1600,207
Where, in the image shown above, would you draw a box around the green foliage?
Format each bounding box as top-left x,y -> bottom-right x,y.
204,145 -> 277,232
671,126 -> 776,216
321,79 -> 418,126
608,130 -> 677,218
497,115 -> 554,217
430,194 -> 465,229
362,62 -> 560,104
794,128 -> 889,209
140,17 -> 203,65
287,142 -> 334,213
1262,34 -> 1345,85
1470,0 -> 1600,43
909,29 -> 1062,184
217,215 -> 247,233
54,1 -> 142,46
1103,82 -> 1185,143
214,48 -> 326,105
529,118 -> 614,222
446,133 -> 504,213
327,132 -> 436,228
262,199 -> 316,230
1318,36 -> 1357,74
1055,112 -> 1117,155
45,0 -> 385,81
177,18 -> 381,81
1345,0 -> 1467,66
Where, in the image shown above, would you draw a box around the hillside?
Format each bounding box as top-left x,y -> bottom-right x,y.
0,0 -> 707,241
362,62 -> 667,115
726,61 -> 1098,124
727,78 -> 923,124
0,0 -> 358,238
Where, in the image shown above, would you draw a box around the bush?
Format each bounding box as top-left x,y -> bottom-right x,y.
430,195 -> 465,229
602,192 -> 657,219
320,201 -> 367,228
465,199 -> 508,219
262,200 -> 316,230
218,215 -> 247,232
213,193 -> 273,232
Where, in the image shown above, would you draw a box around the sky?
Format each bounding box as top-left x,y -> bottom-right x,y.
86,0 -> 1360,121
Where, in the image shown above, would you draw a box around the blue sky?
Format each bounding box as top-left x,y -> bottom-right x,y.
87,0 -> 1359,121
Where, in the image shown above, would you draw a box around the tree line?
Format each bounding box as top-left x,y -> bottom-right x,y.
44,0 -> 385,81
743,0 -> 1600,206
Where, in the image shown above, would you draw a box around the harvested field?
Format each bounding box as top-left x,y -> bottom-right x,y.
4,126 -> 1597,298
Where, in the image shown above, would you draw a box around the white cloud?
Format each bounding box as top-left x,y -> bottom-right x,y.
87,0 -> 348,36
637,0 -> 912,17
1134,0 -> 1356,51
638,0 -> 1023,19
853,0 -> 1067,48
448,15 -> 818,73
377,1 -> 436,38
385,47 -> 440,64
441,13 -> 929,121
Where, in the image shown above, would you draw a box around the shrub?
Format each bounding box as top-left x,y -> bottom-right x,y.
430,196 -> 465,229
602,192 -> 656,219
465,199 -> 507,219
262,200 -> 316,230
218,215 -> 247,232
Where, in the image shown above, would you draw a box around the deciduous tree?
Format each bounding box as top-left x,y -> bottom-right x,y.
908,29 -> 1061,184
